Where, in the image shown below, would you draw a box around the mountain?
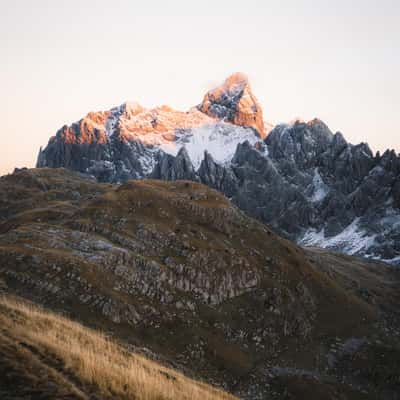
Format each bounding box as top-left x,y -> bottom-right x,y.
36,73 -> 268,181
36,73 -> 400,264
1,168 -> 399,399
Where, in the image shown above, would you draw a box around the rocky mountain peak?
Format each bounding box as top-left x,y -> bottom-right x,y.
332,131 -> 347,146
265,118 -> 335,164
37,73 -> 268,181
199,73 -> 266,138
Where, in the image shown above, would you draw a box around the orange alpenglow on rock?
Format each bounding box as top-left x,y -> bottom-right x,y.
117,102 -> 215,145
47,73 -> 270,151
199,72 -> 267,138
59,111 -> 110,145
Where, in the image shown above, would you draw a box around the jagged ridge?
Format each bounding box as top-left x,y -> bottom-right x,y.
36,75 -> 400,263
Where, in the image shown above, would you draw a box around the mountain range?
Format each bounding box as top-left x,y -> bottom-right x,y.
36,73 -> 400,265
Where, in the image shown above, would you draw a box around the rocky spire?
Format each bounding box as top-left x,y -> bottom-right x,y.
151,147 -> 198,181
198,72 -> 266,138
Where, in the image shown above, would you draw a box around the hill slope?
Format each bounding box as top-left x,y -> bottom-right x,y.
0,295 -> 236,400
0,168 -> 399,399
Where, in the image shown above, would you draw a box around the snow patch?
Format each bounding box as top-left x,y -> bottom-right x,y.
380,207 -> 400,228
310,169 -> 329,202
125,141 -> 159,175
161,123 -> 259,169
105,105 -> 124,137
372,255 -> 400,266
138,150 -> 159,175
385,256 -> 400,266
299,218 -> 376,256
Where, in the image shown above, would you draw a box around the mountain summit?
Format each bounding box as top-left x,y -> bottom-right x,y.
199,72 -> 266,138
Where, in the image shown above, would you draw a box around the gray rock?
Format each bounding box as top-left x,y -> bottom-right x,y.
151,147 -> 198,181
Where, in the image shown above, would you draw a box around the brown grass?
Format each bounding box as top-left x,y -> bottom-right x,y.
0,295 -> 237,400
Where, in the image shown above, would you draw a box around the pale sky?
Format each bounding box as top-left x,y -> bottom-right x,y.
1,0 -> 399,175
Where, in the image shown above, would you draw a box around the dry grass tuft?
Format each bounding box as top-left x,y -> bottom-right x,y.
0,296 -> 237,400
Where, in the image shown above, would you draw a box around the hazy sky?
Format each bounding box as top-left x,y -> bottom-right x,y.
1,0 -> 399,175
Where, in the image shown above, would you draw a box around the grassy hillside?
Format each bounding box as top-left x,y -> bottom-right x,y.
0,168 -> 399,399
0,294 -> 236,400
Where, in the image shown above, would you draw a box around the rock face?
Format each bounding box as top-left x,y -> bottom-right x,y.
36,75 -> 400,264
2,168 -> 400,399
198,72 -> 266,138
151,147 -> 198,182
262,121 -> 400,264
